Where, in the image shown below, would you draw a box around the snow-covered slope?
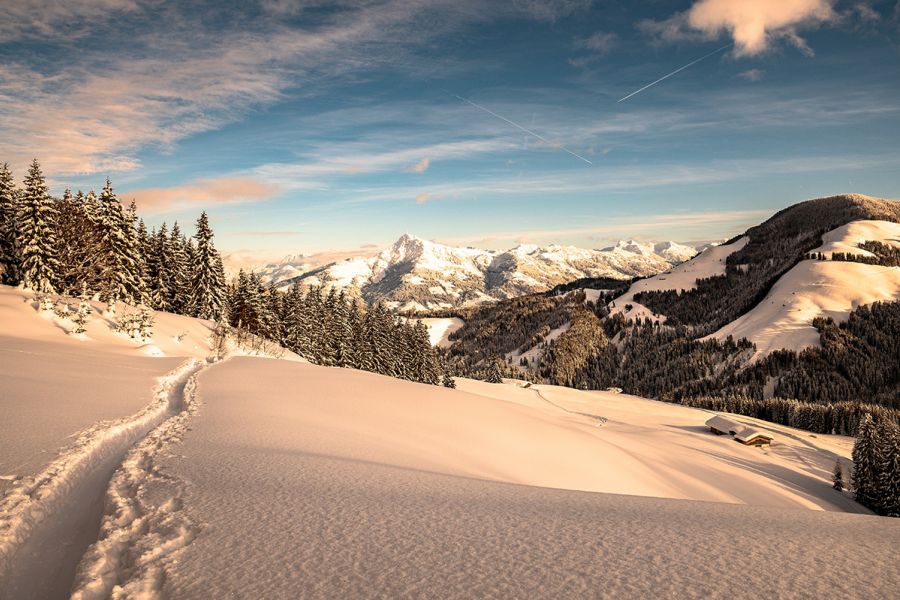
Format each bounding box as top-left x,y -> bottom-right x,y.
604,236 -> 749,323
2,284 -> 897,599
707,220 -> 900,356
138,359 -> 893,598
256,234 -> 697,310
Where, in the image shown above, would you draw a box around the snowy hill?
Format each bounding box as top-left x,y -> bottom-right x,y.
706,219 -> 900,357
256,233 -> 696,311
2,283 -> 896,598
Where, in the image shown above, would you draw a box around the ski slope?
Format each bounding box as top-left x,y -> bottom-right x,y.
708,220 -> 900,356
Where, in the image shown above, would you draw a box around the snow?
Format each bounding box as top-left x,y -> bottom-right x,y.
257,233 -> 696,308
605,237 -> 748,322
708,221 -> 900,357
2,282 -> 899,598
813,219 -> 900,258
419,317 -> 464,347
144,360 -> 897,598
0,286 -> 214,495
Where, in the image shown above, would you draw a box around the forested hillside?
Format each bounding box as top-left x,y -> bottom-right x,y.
442,196 -> 900,435
634,195 -> 900,333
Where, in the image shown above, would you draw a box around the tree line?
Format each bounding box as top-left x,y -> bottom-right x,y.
0,159 -> 225,320
227,270 -> 451,386
0,158 -> 446,387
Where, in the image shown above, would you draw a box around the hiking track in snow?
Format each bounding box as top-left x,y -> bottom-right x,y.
0,357 -> 211,599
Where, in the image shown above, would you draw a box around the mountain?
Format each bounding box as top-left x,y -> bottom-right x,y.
444,193 -> 900,408
256,234 -> 697,311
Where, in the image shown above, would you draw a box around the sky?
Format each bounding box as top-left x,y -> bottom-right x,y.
1,0 -> 899,265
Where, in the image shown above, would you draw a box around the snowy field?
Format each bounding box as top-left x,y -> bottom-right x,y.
709,220 -> 900,356
1,283 -> 899,598
151,358 -> 897,599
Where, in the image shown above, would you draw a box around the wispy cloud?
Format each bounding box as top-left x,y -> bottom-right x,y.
738,68 -> 765,81
0,1 -> 570,178
437,209 -> 771,247
569,31 -> 617,67
124,177 -> 280,214
409,157 -> 431,173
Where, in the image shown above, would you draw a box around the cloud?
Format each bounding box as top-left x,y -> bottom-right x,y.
513,0 -> 593,22
415,192 -> 430,204
0,0 -> 141,42
569,31 -> 617,67
640,0 -> 838,56
438,209 -> 772,248
738,68 -> 765,81
123,177 -> 280,214
0,1 -> 545,179
409,157 -> 431,173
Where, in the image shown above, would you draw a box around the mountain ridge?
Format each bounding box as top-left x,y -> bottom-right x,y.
255,233 -> 698,311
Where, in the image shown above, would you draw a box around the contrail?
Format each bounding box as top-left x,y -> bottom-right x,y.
617,43 -> 732,103
454,95 -> 593,165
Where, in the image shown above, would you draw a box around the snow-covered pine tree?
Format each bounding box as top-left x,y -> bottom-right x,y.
876,419 -> 900,517
280,283 -> 307,351
832,459 -> 844,491
136,216 -> 153,303
97,179 -> 142,304
146,223 -> 172,311
123,198 -> 148,304
72,284 -> 93,335
486,359 -> 504,384
188,212 -> 224,320
169,222 -> 191,313
16,159 -> 60,293
137,305 -> 155,339
852,413 -> 881,508
0,162 -> 20,285
442,372 -> 456,388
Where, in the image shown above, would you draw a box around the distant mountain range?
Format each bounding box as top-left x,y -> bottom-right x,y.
254,234 -> 698,311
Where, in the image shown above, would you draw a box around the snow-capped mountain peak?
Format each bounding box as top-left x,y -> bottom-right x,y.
256,234 -> 698,311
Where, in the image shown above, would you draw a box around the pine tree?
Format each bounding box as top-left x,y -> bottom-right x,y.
97,179 -> 142,303
852,413 -> 881,508
442,372 -> 456,388
0,162 -> 20,284
16,159 -> 60,292
832,459 -> 844,491
486,359 -> 504,384
72,284 -> 93,335
169,222 -> 191,313
56,189 -> 100,295
188,212 -> 224,320
876,419 -> 900,517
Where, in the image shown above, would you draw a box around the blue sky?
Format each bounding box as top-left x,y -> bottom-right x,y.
1,0 -> 899,263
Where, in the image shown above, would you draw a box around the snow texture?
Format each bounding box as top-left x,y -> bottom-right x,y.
153,358 -> 896,599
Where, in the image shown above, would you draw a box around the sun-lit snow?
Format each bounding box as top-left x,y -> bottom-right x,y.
419,317 -> 464,347
708,221 -> 900,357
1,282 -> 897,599
605,236 -> 748,322
255,233 -> 698,310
